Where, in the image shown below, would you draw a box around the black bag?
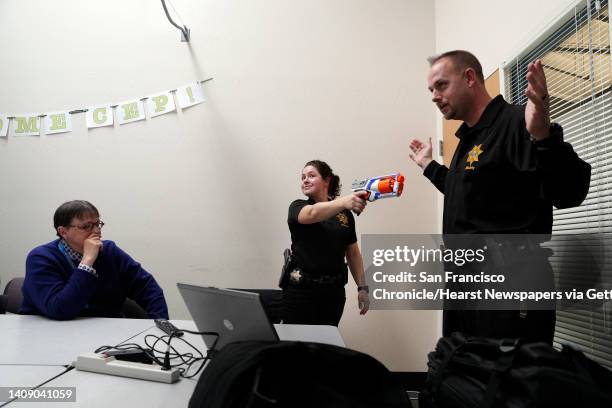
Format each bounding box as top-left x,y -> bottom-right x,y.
420,332 -> 612,408
189,340 -> 410,408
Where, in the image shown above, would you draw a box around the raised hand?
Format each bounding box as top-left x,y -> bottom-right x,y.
525,60 -> 551,141
82,233 -> 102,266
409,137 -> 433,169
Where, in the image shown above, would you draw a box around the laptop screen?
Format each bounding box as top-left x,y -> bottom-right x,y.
177,283 -> 279,351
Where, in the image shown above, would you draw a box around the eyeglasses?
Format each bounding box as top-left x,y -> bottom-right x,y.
68,220 -> 105,232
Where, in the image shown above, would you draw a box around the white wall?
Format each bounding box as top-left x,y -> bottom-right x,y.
434,0 -> 579,78
0,0 -> 439,371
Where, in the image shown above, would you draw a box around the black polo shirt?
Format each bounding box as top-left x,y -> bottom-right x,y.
288,199 -> 357,277
424,95 -> 591,234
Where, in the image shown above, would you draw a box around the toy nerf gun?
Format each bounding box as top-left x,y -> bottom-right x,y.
351,172 -> 405,202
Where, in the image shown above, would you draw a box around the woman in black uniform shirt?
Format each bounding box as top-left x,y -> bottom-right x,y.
283,160 -> 370,326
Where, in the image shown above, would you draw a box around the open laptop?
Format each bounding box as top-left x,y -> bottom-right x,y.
177,283 -> 279,351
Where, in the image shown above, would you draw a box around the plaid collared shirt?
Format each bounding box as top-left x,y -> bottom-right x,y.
60,239 -> 83,263
60,239 -> 97,277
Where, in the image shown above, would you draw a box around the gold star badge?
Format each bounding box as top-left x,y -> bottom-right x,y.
289,269 -> 302,283
336,213 -> 349,227
465,144 -> 484,170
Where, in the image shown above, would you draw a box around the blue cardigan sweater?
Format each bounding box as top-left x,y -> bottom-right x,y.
21,239 -> 169,320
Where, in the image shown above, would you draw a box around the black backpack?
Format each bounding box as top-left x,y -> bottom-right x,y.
420,332 -> 612,408
189,340 -> 410,408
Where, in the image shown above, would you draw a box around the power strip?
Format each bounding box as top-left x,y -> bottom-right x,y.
74,353 -> 180,383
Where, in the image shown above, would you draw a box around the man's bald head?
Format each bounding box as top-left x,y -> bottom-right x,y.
428,50 -> 485,84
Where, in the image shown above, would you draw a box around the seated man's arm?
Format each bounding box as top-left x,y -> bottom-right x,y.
23,248 -> 99,320
112,244 -> 169,319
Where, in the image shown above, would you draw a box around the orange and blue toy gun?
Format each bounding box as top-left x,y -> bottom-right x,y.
351,172 -> 405,202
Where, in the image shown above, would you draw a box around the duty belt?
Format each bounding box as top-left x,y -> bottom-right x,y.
288,268 -> 343,286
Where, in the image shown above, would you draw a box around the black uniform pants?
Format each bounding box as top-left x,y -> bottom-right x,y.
442,309 -> 556,344
443,249 -> 556,344
281,285 -> 346,326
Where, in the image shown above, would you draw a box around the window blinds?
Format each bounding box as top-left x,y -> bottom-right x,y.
503,0 -> 612,369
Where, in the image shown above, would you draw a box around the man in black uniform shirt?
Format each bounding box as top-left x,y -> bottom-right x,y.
409,50 -> 591,343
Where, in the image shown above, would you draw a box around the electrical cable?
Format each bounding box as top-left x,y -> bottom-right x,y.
95,328 -> 220,379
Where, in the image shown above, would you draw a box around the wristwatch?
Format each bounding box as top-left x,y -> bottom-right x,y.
357,285 -> 369,293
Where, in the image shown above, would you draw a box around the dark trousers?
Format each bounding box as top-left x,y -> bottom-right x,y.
442,242 -> 556,344
281,285 -> 346,326
443,309 -> 556,344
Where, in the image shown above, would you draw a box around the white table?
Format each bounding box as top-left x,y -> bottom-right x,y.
0,366 -> 70,404
274,323 -> 345,347
1,316 -> 346,407
118,320 -> 345,379
9,368 -> 199,408
146,320 -> 345,348
0,315 -> 154,365
7,322 -> 202,408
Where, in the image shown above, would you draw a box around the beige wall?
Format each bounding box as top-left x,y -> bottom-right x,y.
0,0 -> 438,371
434,0 -> 579,78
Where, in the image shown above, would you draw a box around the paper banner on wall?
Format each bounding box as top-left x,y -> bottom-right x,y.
146,91 -> 176,118
86,105 -> 114,128
176,82 -> 205,109
117,99 -> 146,125
44,111 -> 72,135
0,114 -> 7,137
11,115 -> 41,136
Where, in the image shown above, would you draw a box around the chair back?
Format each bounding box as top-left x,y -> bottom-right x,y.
121,298 -> 148,319
3,277 -> 25,314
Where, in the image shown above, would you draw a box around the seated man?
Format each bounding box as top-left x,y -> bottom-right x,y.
21,200 -> 169,320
